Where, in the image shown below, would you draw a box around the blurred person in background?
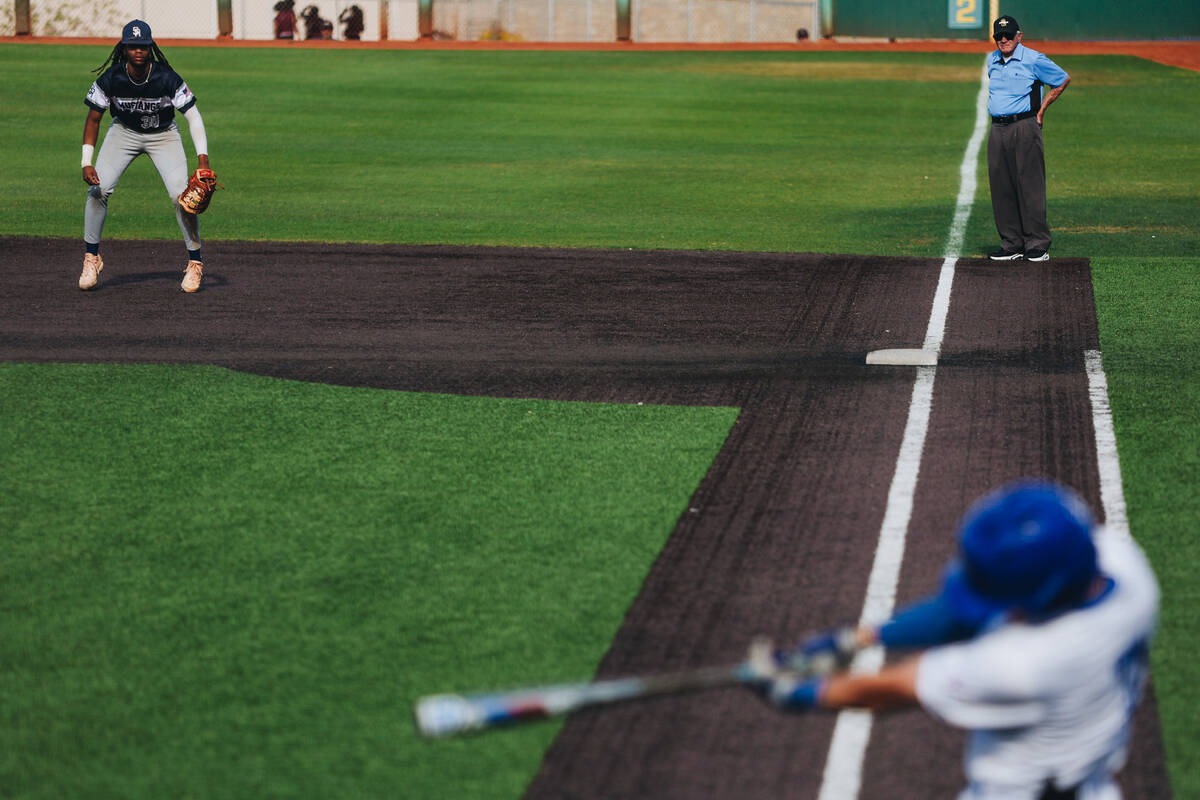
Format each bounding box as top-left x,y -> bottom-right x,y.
274,0 -> 297,40
301,5 -> 330,40
340,5 -> 365,40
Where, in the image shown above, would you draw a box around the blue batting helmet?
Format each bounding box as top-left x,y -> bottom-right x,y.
121,20 -> 154,45
941,481 -> 1098,627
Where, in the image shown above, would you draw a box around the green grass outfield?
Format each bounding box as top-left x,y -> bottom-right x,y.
1,45 -> 1197,797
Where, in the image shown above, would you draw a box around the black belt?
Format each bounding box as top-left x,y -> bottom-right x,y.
992,110 -> 1037,125
1038,780 -> 1079,800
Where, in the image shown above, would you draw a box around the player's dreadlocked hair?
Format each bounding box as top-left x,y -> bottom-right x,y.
93,42 -> 172,74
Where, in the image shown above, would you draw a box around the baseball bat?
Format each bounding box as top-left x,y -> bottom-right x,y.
414,637 -> 832,738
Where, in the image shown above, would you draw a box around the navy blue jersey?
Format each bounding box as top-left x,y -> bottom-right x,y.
85,62 -> 196,133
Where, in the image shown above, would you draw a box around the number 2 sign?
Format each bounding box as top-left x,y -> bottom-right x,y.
949,0 -> 982,29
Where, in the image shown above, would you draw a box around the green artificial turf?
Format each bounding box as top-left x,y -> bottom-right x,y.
5,46 -> 986,253
0,363 -> 737,798
1038,56 -> 1200,259
1092,256 -> 1200,797
1,44 -> 1197,797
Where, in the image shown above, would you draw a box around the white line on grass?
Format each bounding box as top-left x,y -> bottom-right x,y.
816,61 -> 992,800
1085,350 -> 1131,540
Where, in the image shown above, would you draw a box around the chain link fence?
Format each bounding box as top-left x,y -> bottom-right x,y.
635,0 -> 816,41
3,1 -> 217,37
3,0 -> 816,41
431,0 -> 815,41
0,0 -> 411,39
233,1 -> 420,42
429,0 -> 816,41
432,0 -> 605,41
2,0 -> 127,36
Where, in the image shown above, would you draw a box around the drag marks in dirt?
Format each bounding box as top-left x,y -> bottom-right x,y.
818,64 -> 988,799
525,257 -> 1171,800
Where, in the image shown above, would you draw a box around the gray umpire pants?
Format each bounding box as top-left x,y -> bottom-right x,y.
987,116 -> 1050,253
85,121 -> 200,252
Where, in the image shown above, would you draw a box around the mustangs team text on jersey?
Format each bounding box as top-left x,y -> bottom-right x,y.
85,64 -> 196,133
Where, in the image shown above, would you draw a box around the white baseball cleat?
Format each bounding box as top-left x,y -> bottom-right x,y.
79,253 -> 103,290
181,259 -> 203,293
988,248 -> 1023,261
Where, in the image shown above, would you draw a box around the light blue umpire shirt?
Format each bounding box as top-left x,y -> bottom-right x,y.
987,43 -> 1070,117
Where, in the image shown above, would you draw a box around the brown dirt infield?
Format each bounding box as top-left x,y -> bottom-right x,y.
0,236 -> 1172,798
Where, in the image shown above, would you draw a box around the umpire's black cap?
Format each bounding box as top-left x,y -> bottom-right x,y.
121,20 -> 155,45
992,15 -> 1020,37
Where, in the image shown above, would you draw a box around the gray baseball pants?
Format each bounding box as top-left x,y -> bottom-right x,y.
987,116 -> 1050,253
85,121 -> 200,251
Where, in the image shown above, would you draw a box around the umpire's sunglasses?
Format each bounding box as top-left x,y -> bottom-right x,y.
993,32 -> 1017,41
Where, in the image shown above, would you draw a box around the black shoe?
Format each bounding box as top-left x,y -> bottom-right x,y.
1025,248 -> 1049,262
989,248 -> 1023,261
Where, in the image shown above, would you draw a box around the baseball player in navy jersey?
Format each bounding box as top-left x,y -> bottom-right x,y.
986,16 -> 1071,262
750,481 -> 1159,800
80,20 -> 214,293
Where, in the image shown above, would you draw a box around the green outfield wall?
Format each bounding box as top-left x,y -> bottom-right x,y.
831,0 -> 1200,40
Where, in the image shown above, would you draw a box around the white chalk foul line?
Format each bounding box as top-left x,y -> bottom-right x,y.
816,61 -> 991,800
1085,350 -> 1131,541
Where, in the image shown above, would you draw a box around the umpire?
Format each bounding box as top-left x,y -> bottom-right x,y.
986,16 -> 1070,262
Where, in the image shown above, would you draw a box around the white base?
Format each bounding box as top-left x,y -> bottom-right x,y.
865,348 -> 938,366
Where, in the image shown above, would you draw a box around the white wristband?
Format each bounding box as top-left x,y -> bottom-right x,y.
82,144 -> 94,168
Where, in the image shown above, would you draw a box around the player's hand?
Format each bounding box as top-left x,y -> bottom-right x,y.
82,166 -> 100,186
197,154 -> 211,170
753,673 -> 827,710
787,625 -> 861,674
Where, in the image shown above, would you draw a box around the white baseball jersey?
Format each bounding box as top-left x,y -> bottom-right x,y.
916,527 -> 1159,800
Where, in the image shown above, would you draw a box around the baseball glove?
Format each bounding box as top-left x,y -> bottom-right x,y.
178,168 -> 224,214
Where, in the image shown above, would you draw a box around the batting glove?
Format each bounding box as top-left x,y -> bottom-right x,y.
780,626 -> 859,675
766,674 -> 828,710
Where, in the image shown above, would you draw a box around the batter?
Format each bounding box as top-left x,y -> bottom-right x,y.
80,20 -> 214,293
753,482 -> 1159,800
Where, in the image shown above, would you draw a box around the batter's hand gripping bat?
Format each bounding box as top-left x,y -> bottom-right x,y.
414,637 -> 829,738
